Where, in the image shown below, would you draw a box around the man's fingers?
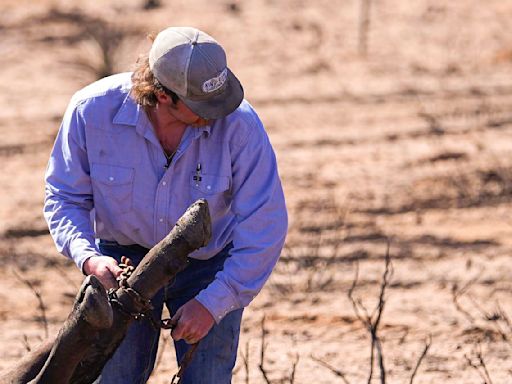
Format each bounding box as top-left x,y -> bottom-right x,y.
171,322 -> 201,344
181,330 -> 199,345
171,323 -> 186,341
170,307 -> 185,340
171,306 -> 183,322
97,269 -> 118,290
120,255 -> 133,267
82,256 -> 122,290
105,275 -> 118,290
100,260 -> 121,289
106,260 -> 123,277
169,299 -> 214,344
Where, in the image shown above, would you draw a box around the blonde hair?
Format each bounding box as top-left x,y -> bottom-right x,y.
130,54 -> 180,107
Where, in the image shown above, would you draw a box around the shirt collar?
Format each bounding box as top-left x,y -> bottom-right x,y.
112,92 -> 140,126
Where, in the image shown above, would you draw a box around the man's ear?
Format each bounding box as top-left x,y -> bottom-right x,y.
155,91 -> 171,105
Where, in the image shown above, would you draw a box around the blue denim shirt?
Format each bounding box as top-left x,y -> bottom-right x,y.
44,73 -> 288,322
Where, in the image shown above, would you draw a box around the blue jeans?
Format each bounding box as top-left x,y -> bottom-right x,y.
94,241 -> 243,384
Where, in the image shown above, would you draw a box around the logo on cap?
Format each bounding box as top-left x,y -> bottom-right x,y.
202,68 -> 228,94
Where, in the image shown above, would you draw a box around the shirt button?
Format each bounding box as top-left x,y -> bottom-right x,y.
162,181 -> 167,186
159,218 -> 164,223
109,176 -> 114,181
207,185 -> 211,190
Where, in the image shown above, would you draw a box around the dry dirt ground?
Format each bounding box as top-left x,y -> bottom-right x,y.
1,0 -> 512,383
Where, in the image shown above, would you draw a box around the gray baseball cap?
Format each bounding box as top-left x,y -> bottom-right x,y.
149,27 -> 244,119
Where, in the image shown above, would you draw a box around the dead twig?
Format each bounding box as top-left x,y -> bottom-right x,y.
13,269 -> 48,338
33,9 -> 142,80
398,328 -> 409,345
54,263 -> 80,291
288,353 -> 300,384
496,302 -> 512,335
409,335 -> 432,384
311,354 -> 351,384
258,316 -> 272,384
21,334 -> 31,352
239,340 -> 250,384
258,316 -> 300,384
451,272 -> 483,323
464,343 -> 494,384
348,239 -> 393,384
470,298 -> 512,346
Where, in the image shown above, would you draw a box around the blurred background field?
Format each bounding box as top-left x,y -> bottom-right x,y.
1,0 -> 512,382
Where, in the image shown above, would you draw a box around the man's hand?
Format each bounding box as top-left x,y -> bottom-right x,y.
171,299 -> 215,344
83,256 -> 123,290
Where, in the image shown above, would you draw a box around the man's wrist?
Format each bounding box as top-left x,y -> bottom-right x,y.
194,296 -> 216,322
195,279 -> 240,323
79,253 -> 103,275
82,257 -> 94,275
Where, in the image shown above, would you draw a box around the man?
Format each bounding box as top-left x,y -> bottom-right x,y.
44,26 -> 287,383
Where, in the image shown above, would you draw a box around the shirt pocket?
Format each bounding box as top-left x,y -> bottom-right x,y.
90,163 -> 134,215
189,173 -> 230,210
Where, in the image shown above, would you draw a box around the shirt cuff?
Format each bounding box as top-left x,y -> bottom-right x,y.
195,278 -> 240,323
69,240 -> 103,274
78,253 -> 98,275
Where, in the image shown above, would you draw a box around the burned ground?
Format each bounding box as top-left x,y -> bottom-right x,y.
1,0 -> 512,383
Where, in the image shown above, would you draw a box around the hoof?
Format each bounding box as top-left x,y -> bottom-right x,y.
177,199 -> 212,249
78,276 -> 113,330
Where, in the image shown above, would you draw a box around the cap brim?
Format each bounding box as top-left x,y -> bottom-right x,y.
181,68 -> 244,120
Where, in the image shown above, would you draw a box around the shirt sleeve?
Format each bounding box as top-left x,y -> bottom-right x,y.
195,115 -> 288,323
44,98 -> 102,272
